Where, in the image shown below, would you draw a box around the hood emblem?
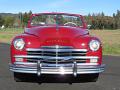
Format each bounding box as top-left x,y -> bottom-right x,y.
46,39 -> 69,43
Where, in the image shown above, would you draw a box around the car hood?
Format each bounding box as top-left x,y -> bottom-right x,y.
25,26 -> 89,45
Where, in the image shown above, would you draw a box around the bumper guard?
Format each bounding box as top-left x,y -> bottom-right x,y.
9,61 -> 105,77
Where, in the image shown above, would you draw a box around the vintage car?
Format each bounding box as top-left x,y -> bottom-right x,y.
9,12 -> 105,82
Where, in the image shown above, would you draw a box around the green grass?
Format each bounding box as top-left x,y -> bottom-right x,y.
0,28 -> 120,56
0,28 -> 23,33
90,30 -> 120,56
0,28 -> 23,43
103,44 -> 120,55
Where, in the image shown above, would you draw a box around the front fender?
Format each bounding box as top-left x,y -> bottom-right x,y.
10,34 -> 41,63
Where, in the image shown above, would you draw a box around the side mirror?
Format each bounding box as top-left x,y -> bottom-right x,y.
87,25 -> 91,29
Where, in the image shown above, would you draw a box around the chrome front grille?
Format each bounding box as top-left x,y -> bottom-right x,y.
26,45 -> 87,63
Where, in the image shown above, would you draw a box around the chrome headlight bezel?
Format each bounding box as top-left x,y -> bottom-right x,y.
13,38 -> 25,50
89,40 -> 100,51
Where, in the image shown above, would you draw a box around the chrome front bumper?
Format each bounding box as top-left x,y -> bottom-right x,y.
9,62 -> 105,77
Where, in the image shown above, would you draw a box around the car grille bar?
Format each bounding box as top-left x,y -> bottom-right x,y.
27,48 -> 87,52
27,46 -> 87,56
16,46 -> 89,63
15,55 -> 99,60
26,46 -> 87,63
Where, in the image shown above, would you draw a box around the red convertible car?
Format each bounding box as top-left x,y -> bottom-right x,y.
9,12 -> 105,82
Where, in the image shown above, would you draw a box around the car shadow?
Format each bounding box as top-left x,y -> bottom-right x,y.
17,74 -> 97,84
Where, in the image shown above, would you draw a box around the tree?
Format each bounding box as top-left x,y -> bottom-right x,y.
116,10 -> 120,29
4,16 -> 15,27
18,12 -> 23,27
28,10 -> 32,16
0,15 -> 4,27
22,11 -> 32,27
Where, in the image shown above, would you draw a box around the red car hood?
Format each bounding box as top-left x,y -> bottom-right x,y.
25,26 -> 89,46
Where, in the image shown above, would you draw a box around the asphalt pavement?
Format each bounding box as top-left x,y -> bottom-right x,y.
0,43 -> 120,90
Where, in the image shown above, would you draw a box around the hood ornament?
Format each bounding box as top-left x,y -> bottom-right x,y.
56,45 -> 59,49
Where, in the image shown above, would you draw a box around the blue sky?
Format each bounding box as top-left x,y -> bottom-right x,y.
0,0 -> 120,16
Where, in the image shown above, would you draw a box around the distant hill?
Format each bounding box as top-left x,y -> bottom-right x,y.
0,13 -> 18,17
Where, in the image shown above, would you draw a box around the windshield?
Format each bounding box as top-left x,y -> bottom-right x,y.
31,14 -> 83,27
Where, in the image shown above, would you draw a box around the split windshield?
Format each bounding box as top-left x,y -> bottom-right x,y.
31,14 -> 83,27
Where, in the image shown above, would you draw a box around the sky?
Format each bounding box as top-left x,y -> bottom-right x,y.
0,0 -> 120,16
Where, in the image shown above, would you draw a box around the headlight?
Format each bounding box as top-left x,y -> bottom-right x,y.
13,39 -> 25,50
89,40 -> 100,51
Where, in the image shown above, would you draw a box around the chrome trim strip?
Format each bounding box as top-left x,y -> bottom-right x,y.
14,55 -> 99,60
26,48 -> 87,52
27,52 -> 86,55
27,59 -> 86,62
41,45 -> 73,49
14,62 -> 37,65
13,62 -> 100,66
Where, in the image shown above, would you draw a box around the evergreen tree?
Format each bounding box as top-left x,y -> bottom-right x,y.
0,15 -> 4,27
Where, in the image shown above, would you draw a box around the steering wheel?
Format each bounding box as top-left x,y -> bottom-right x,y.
64,22 -> 77,27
